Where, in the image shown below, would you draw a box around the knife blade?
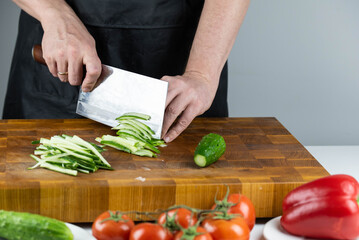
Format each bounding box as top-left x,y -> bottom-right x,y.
32,45 -> 168,138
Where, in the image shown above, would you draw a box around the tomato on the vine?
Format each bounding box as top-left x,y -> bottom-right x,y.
129,222 -> 173,240
202,217 -> 250,240
92,211 -> 134,240
158,207 -> 197,233
212,193 -> 256,230
174,226 -> 213,240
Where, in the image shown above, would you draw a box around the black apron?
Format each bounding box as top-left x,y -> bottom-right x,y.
3,0 -> 228,119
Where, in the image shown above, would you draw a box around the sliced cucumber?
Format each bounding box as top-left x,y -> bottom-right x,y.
133,149 -> 157,157
30,135 -> 110,176
99,112 -> 164,158
117,129 -> 150,143
100,135 -> 140,153
126,119 -> 155,135
116,112 -> 151,121
117,120 -> 153,139
70,135 -> 111,167
97,140 -> 131,153
40,162 -> 78,176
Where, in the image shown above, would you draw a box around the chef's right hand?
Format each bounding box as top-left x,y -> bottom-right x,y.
40,4 -> 101,92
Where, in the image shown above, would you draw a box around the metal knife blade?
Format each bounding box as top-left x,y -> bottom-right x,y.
76,65 -> 168,139
32,45 -> 168,138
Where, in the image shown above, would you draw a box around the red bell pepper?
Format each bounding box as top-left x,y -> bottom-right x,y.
280,174 -> 359,240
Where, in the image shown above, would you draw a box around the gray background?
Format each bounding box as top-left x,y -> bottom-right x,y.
0,0 -> 358,145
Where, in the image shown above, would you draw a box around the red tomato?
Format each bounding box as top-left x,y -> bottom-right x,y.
158,208 -> 197,232
174,227 -> 213,240
202,217 -> 250,240
212,193 -> 256,230
129,223 -> 173,240
92,211 -> 134,240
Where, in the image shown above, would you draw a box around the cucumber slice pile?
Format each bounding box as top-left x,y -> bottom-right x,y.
29,135 -> 112,176
96,113 -> 166,157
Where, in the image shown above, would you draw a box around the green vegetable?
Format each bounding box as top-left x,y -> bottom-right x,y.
97,112 -> 165,157
116,112 -> 151,121
29,135 -> 112,176
0,210 -> 73,240
194,133 -> 226,167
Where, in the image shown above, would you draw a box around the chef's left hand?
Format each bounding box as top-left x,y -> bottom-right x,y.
161,71 -> 218,143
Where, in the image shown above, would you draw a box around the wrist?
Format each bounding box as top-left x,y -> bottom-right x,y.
183,68 -> 219,86
184,57 -> 222,85
182,70 -> 219,95
41,7 -> 73,30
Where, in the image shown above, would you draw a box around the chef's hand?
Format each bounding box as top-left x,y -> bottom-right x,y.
39,1 -> 101,92
161,71 -> 218,143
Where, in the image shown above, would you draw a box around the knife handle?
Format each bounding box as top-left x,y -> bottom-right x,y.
32,44 -> 46,65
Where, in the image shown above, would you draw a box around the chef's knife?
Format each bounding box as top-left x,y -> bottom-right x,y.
32,45 -> 168,138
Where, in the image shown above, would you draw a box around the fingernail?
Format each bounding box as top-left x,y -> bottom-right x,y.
164,136 -> 170,143
82,87 -> 90,92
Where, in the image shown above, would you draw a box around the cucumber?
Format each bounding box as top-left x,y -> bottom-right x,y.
194,133 -> 226,167
30,135 -> 110,176
0,210 -> 73,240
116,112 -> 151,121
100,112 -> 164,157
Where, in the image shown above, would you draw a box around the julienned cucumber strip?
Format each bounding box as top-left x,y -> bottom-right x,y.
133,149 -> 157,157
97,139 -> 131,153
117,129 -> 150,143
117,132 -> 160,153
99,135 -> 140,153
116,112 -> 151,121
70,135 -> 111,167
120,119 -> 155,135
99,112 -> 165,158
29,135 -> 111,176
41,162 -> 78,176
150,139 -> 167,147
114,122 -> 152,140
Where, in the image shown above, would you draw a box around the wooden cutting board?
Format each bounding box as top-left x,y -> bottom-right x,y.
0,118 -> 329,223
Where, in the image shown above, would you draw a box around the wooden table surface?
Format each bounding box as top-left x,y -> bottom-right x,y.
0,118 -> 329,223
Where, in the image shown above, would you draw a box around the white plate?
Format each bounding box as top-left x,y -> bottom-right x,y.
66,223 -> 95,240
263,216 -> 359,240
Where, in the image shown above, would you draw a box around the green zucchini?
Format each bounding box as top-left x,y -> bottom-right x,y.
0,210 -> 73,240
194,133 -> 226,167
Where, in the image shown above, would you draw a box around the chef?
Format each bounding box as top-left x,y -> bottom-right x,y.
3,0 -> 250,142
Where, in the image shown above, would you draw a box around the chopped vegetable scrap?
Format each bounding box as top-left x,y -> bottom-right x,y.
29,134 -> 112,176
96,112 -> 166,157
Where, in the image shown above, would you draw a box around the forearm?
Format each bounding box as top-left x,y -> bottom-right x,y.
185,0 -> 250,83
12,0 -> 79,30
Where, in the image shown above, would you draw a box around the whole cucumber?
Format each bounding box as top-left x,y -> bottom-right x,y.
194,133 -> 226,167
0,210 -> 73,240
